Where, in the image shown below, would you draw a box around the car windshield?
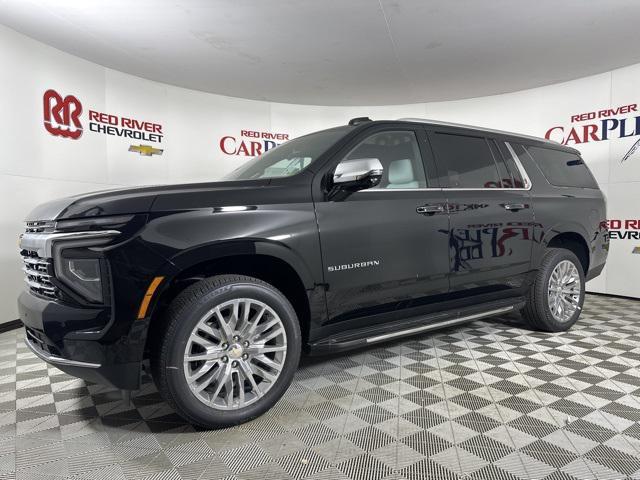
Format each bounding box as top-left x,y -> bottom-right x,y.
223,127 -> 350,180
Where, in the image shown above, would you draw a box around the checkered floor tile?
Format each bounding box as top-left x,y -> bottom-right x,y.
1,294 -> 640,479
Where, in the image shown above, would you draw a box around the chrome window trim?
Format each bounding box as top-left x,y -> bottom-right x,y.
504,142 -> 533,190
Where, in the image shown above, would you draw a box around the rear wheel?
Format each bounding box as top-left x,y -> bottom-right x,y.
522,248 -> 585,332
152,275 -> 301,428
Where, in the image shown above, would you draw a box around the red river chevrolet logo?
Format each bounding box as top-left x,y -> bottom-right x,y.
43,89 -> 83,139
42,89 -> 163,143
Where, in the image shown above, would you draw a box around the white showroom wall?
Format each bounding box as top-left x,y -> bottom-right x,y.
1,24 -> 639,323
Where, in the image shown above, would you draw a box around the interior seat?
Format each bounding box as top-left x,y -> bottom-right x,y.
387,158 -> 419,189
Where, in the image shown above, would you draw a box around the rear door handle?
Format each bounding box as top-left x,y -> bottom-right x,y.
416,204 -> 445,215
503,203 -> 528,211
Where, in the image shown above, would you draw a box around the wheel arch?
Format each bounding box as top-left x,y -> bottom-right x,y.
542,226 -> 590,275
144,240 -> 317,358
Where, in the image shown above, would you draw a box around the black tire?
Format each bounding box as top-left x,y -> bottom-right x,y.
522,248 -> 585,332
152,275 -> 301,429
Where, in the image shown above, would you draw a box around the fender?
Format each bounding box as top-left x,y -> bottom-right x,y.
159,238 -> 317,290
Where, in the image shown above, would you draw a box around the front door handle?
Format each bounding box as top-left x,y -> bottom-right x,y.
416,204 -> 445,215
503,203 -> 528,211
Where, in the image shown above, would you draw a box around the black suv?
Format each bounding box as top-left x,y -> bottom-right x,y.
18,118 -> 608,428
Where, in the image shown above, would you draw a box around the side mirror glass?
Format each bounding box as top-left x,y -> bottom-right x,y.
333,158 -> 384,191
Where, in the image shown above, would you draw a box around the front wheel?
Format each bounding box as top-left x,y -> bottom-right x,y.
152,275 -> 301,428
522,248 -> 585,332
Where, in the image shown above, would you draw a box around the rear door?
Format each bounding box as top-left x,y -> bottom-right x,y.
426,129 -> 535,299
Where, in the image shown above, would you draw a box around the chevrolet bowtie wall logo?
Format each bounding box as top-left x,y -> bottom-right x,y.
128,144 -> 164,156
633,246 -> 640,254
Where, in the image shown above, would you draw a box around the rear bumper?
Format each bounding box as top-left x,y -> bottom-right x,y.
18,290 -> 143,389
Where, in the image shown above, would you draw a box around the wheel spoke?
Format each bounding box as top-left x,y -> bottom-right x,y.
186,359 -> 217,384
189,331 -> 217,349
236,371 -> 245,407
239,305 -> 266,338
251,317 -> 279,339
197,323 -> 223,341
255,326 -> 285,344
185,348 -> 225,362
238,359 -> 262,399
249,362 -> 279,383
254,354 -> 284,372
209,363 -> 232,398
246,344 -> 287,355
214,307 -> 234,342
228,300 -> 240,332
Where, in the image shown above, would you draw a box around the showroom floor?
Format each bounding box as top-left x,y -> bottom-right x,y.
1,294 -> 639,480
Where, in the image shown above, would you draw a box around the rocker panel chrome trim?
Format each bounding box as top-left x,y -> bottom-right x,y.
365,305 -> 514,344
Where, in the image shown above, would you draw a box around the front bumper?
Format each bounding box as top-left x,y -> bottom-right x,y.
18,290 -> 143,389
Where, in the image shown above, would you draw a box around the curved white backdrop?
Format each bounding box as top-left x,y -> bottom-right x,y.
1,25 -> 638,323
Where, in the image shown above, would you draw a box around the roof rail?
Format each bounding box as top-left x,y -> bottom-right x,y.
398,117 -> 561,145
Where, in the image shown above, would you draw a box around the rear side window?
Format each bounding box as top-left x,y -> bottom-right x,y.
525,146 -> 598,189
430,133 -> 501,188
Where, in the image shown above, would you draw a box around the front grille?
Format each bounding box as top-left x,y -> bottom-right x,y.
20,249 -> 57,299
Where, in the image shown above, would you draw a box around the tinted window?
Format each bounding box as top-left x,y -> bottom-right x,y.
430,133 -> 501,188
224,126 -> 350,180
342,130 -> 428,189
525,146 -> 598,189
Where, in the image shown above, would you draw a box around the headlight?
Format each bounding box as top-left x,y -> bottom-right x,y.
58,256 -> 106,303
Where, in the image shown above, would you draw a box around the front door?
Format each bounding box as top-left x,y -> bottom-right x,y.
427,129 -> 535,298
314,127 -> 450,336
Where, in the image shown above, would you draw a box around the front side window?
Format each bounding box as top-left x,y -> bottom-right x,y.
224,126 -> 350,180
430,133 -> 501,188
340,130 -> 428,189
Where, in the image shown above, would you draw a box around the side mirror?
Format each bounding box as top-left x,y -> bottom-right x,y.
333,158 -> 384,191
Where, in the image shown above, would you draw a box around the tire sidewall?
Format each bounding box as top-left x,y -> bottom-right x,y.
537,250 -> 585,330
163,280 -> 301,427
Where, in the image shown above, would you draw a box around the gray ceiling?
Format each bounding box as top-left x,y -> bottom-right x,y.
2,0 -> 640,106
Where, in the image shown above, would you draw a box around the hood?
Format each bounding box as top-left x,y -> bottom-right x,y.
25,180 -> 271,221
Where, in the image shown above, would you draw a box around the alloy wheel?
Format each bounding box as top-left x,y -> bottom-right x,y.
183,298 -> 287,410
547,260 -> 581,323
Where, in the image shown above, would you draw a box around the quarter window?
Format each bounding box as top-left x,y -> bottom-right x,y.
343,131 -> 428,189
430,133 -> 501,188
524,145 -> 598,189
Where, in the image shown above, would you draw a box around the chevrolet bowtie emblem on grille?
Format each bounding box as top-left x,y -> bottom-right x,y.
128,144 -> 163,156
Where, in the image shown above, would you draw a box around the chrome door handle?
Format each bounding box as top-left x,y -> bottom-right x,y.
416,204 -> 445,215
503,203 -> 527,211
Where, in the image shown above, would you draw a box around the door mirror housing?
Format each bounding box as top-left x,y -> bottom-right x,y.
333,158 -> 384,191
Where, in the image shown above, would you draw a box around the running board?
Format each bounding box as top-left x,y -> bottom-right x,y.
308,300 -> 522,355
364,306 -> 513,344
